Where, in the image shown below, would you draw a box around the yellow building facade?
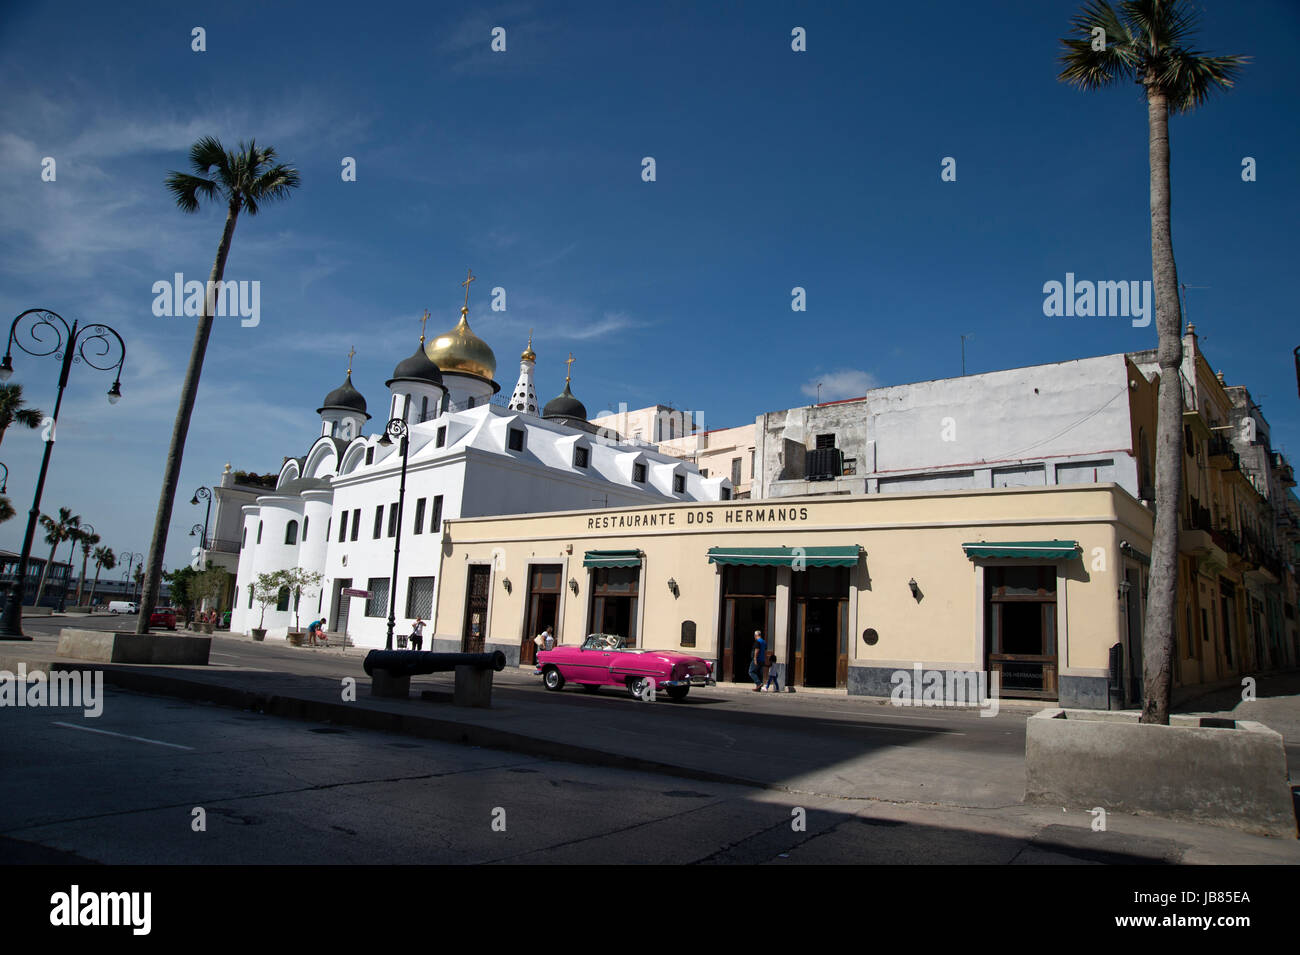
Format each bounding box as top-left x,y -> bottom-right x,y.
433,483 -> 1160,708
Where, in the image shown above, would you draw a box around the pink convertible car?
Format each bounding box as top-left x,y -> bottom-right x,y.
536,633 -> 716,701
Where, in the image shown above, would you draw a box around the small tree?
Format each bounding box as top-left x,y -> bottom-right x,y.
193,564 -> 228,615
252,570 -> 286,630
278,567 -> 324,633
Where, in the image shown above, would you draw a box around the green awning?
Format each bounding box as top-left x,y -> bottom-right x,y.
962,540 -> 1081,560
707,545 -> 860,569
583,549 -> 643,568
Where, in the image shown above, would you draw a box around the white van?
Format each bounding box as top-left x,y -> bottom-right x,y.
108,601 -> 138,615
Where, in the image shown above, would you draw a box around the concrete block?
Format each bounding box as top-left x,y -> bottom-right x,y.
370,669 -> 410,698
454,665 -> 493,707
1025,708 -> 1296,839
55,628 -> 211,665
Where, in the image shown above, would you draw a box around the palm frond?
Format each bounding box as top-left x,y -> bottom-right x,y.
1160,50 -> 1250,112
245,163 -> 301,215
165,171 -> 221,213
188,136 -> 229,176
15,408 -> 43,428
1059,0 -> 1139,89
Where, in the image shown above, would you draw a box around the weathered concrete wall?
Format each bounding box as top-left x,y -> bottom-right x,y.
56,628 -> 212,665
1025,708 -> 1296,838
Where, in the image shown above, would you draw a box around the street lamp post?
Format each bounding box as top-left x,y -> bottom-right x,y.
0,309 -> 125,639
119,551 -> 143,606
59,520 -> 93,612
0,462 -> 8,493
377,417 -> 410,651
190,486 -> 211,549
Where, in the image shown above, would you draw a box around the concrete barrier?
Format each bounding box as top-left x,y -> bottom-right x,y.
55,628 -> 212,665
1025,708 -> 1296,838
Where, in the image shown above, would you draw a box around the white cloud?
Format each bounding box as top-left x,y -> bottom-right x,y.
801,369 -> 878,402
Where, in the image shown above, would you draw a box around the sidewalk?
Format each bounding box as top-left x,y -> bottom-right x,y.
2,628 -> 1296,864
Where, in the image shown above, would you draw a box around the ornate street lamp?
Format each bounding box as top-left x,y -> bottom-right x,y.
377,417 -> 410,650
190,486 -> 212,549
0,461 -> 8,494
0,309 -> 125,639
119,551 -> 143,605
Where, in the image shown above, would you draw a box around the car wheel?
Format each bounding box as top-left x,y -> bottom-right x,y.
627,677 -> 652,700
581,684 -> 600,694
542,667 -> 565,691
667,686 -> 689,701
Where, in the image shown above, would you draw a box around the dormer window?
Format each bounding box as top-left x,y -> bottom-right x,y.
673,474 -> 685,494
508,427 -> 525,452
633,463 -> 646,484
574,446 -> 589,469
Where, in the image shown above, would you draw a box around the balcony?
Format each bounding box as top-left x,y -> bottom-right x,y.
1207,435 -> 1239,470
204,538 -> 242,555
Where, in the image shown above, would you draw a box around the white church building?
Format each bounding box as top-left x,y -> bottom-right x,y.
229,279 -> 731,655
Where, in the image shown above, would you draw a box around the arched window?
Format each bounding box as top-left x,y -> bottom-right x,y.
302,516 -> 308,541
276,586 -> 290,612
285,521 -> 298,545
257,521 -> 263,544
241,527 -> 246,548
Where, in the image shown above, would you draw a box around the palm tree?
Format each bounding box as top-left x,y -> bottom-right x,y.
75,529 -> 101,606
0,496 -> 14,524
35,506 -> 80,607
0,383 -> 44,447
136,137 -> 300,634
88,545 -> 115,608
1059,0 -> 1246,724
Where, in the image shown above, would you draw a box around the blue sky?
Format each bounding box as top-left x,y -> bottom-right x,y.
1,0 -> 1297,567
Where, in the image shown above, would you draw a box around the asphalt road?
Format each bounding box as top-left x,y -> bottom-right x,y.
0,689 -> 1190,865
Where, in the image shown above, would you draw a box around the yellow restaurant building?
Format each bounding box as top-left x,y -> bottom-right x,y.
433,483 -> 1162,709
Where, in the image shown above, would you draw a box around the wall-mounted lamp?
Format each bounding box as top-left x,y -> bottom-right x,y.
667,577 -> 679,597
568,577 -> 578,595
1118,579 -> 1132,601
908,578 -> 920,599
502,577 -> 512,594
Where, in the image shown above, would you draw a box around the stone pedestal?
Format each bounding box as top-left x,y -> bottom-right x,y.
454,665 -> 493,707
370,669 -> 411,698
56,628 -> 211,665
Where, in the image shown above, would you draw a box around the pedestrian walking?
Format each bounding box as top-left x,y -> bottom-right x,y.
749,630 -> 766,691
763,652 -> 781,692
541,625 -> 555,651
410,617 -> 425,651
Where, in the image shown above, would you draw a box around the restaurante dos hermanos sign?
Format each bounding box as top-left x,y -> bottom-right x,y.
586,505 -> 812,531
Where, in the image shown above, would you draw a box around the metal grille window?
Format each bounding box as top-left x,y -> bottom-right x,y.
387,502 -> 398,537
574,446 -> 589,468
413,497 -> 426,535
436,426 -> 447,448
431,495 -> 443,533
816,434 -> 836,449
633,463 -> 646,483
373,506 -> 383,539
350,508 -> 360,542
405,576 -> 436,618
366,578 -> 390,617
673,474 -> 685,493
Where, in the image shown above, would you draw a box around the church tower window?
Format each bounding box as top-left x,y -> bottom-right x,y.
351,508 -> 360,541
303,516 -> 309,541
285,521 -> 298,545
257,522 -> 263,544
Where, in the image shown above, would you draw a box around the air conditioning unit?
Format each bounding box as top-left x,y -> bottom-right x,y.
806,447 -> 843,482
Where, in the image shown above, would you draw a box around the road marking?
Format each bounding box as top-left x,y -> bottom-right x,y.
815,720 -> 964,736
51,721 -> 194,750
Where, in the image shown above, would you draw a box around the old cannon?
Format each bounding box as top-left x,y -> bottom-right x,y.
363,649 -> 507,706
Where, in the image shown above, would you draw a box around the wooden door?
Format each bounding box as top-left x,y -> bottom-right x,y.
836,598 -> 849,688
721,597 -> 735,682
792,600 -> 806,687
463,565 -> 491,653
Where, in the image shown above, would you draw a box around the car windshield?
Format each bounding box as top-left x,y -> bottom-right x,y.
583,633 -> 626,651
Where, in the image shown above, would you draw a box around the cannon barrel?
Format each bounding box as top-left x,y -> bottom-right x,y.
363,649 -> 506,678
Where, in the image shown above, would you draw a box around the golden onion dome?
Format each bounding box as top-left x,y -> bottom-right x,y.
521,331 -> 536,363
426,306 -> 497,381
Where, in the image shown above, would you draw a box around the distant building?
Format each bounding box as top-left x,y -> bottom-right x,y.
0,550 -> 73,608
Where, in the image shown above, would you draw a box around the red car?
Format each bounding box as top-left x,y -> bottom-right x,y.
150,607 -> 177,630
536,633 -> 715,701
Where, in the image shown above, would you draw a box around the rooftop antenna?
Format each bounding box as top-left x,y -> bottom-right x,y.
1178,284 -> 1210,324
961,333 -> 975,376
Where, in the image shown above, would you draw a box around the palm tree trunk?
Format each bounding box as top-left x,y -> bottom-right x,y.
136,202 -> 240,634
1140,82 -> 1185,726
89,562 -> 103,607
34,539 -> 58,607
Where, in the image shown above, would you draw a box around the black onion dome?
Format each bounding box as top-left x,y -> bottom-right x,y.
317,372 -> 370,418
543,381 -> 587,421
388,345 -> 445,388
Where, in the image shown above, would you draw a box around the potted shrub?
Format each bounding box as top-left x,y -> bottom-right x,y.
250,570 -> 285,642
